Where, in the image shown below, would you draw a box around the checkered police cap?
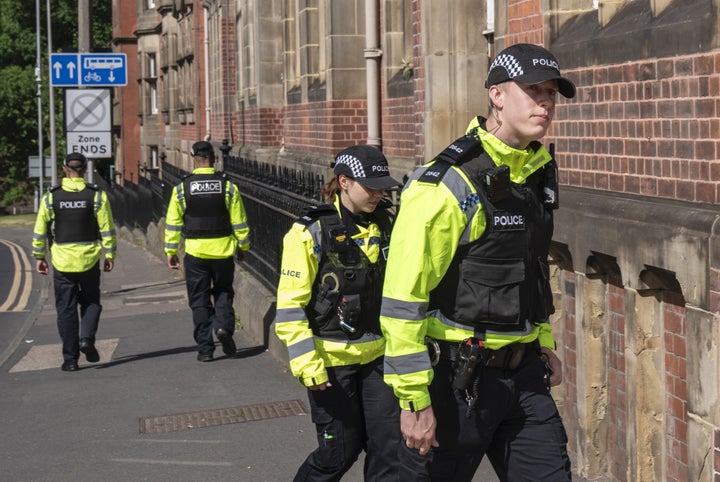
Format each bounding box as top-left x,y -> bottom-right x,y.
485,43 -> 576,98
332,145 -> 402,191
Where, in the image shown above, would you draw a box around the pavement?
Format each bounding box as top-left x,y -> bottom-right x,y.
0,225 -> 502,482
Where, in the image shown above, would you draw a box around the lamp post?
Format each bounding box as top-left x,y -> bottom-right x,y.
46,0 -> 57,186
35,0 -> 43,206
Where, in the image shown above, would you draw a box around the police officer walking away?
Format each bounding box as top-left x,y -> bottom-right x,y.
164,141 -> 250,362
32,152 -> 117,372
275,145 -> 403,481
379,43 -> 575,481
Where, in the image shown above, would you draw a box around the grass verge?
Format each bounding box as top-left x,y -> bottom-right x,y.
0,213 -> 35,227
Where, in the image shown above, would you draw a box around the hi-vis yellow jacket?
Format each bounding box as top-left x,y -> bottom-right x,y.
380,118 -> 557,412
275,196 -> 388,387
164,167 -> 250,259
32,177 -> 116,272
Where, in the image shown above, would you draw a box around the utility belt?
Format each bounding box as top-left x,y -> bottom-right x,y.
428,338 -> 535,391
434,338 -> 531,368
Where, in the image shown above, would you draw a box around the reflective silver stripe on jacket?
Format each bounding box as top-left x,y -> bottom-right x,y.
440,167 -> 481,246
276,307 -> 306,323
306,220 -> 324,259
287,337 -> 316,360
384,350 -> 432,376
380,296 -> 427,321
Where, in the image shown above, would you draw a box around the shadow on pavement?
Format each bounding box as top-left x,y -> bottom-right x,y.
234,345 -> 266,359
94,345 -> 197,369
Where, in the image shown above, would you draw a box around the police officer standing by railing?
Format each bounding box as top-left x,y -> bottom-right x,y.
32,152 -> 117,372
275,145 -> 403,481
164,141 -> 250,362
379,43 -> 575,481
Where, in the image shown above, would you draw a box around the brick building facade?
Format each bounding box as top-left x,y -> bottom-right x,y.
112,1 -> 720,480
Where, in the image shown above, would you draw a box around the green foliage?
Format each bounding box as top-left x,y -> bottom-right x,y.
0,0 -> 111,210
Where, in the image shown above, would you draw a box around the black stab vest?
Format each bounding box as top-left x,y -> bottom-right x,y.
301,203 -> 392,340
181,172 -> 233,238
427,137 -> 556,333
51,186 -> 99,243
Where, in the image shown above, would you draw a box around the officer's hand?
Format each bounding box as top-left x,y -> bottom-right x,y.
36,259 -> 49,275
308,382 -> 332,391
104,259 -> 114,272
235,248 -> 246,262
540,347 -> 563,387
167,254 -> 180,269
400,406 -> 439,455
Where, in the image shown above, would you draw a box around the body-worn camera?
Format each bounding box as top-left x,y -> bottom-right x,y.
483,165 -> 511,202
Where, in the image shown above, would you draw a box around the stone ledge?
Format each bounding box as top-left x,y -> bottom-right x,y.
553,186 -> 720,309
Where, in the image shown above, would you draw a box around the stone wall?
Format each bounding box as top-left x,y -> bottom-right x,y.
552,187 -> 720,481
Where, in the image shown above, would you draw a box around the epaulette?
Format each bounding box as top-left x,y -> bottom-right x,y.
418,134 -> 484,185
85,183 -> 100,191
49,185 -> 62,192
297,204 -> 337,226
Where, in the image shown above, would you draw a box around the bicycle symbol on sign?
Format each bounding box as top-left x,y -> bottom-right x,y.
84,71 -> 102,82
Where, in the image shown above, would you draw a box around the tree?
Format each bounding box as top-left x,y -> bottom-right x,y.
0,0 -> 111,212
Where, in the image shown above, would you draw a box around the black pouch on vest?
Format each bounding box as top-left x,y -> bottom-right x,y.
313,273 -> 341,319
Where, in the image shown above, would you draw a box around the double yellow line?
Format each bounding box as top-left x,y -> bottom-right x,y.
0,239 -> 33,312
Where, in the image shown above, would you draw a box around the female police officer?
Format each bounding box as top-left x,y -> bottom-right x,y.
275,145 -> 402,481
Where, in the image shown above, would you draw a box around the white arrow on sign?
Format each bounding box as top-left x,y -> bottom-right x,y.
53,60 -> 76,79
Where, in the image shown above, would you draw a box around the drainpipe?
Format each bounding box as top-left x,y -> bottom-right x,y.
204,6 -> 211,140
364,0 -> 382,148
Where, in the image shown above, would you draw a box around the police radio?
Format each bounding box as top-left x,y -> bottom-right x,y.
543,143 -> 559,209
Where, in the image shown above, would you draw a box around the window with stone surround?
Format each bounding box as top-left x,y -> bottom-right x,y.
175,12 -> 194,123
234,5 -> 245,105
147,53 -> 158,114
236,3 -> 256,106
282,0 -> 322,103
385,0 -> 413,98
282,0 -> 298,104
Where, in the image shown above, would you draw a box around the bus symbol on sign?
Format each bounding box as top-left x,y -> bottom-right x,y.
50,53 -> 127,87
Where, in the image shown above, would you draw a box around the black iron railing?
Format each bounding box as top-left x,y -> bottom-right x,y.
223,155 -> 325,290
98,158 -> 326,292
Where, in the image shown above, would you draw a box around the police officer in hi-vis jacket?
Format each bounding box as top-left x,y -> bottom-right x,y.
32,152 -> 117,372
164,141 -> 250,362
379,43 -> 575,481
275,145 -> 403,481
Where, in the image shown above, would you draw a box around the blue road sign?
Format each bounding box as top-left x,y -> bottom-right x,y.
50,53 -> 127,87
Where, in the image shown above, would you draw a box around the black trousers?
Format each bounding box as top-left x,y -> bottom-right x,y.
400,347 -> 572,482
183,254 -> 236,354
295,357 -> 401,482
53,262 -> 102,363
